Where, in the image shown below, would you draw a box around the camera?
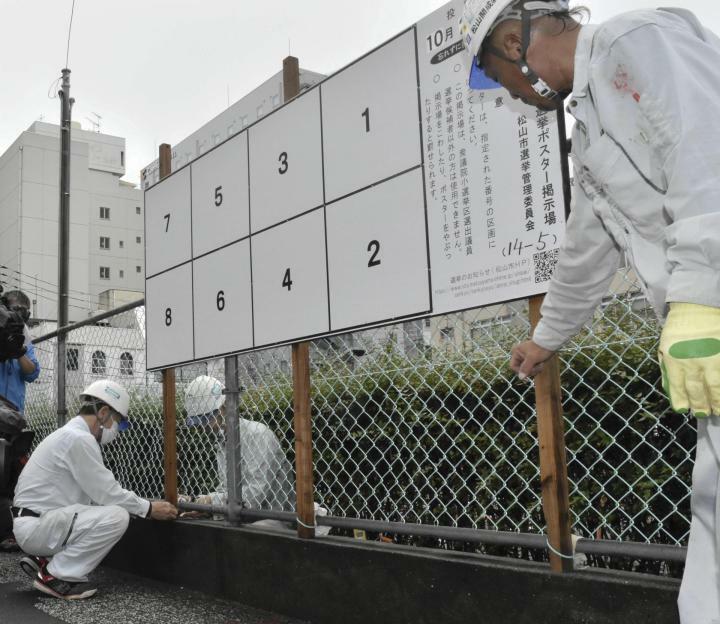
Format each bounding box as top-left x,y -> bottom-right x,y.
0,285 -> 29,363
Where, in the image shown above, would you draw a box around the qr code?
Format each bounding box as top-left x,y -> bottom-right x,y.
533,249 -> 559,283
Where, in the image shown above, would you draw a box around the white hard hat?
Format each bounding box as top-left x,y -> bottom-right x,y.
184,375 -> 225,426
460,0 -> 569,92
80,380 -> 131,429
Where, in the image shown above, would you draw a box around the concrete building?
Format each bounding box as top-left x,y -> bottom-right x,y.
0,121 -> 144,322
141,67 -> 326,189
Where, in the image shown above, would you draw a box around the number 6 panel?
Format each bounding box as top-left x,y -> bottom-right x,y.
145,264 -> 194,369
145,167 -> 191,277
321,29 -> 421,202
326,168 -> 430,331
192,240 -> 253,360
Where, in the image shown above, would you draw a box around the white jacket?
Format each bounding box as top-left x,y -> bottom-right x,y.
534,9 -> 720,350
206,418 -> 296,511
13,416 -> 150,517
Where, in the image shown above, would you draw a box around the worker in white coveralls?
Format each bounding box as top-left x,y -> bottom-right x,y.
182,375 -> 296,515
12,380 -> 178,600
460,1 -> 720,622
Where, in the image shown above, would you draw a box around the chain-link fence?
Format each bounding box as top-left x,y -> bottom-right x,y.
22,261 -> 694,573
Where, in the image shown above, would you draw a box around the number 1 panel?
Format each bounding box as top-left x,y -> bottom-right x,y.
191,133 -> 249,258
249,89 -> 323,233
145,264 -> 194,369
193,240 -> 253,359
326,168 -> 430,331
251,209 -> 329,347
322,29 -> 422,202
145,168 -> 191,276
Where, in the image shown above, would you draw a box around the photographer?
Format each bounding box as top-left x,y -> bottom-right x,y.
0,289 -> 39,414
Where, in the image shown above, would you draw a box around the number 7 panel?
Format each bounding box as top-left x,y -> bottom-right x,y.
145,167 -> 191,277
326,168 -> 430,331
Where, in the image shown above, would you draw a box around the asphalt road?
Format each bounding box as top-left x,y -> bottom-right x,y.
0,550 -> 308,624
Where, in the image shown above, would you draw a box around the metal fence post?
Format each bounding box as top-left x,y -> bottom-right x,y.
529,294 -> 573,572
159,143 -> 178,506
224,355 -> 242,525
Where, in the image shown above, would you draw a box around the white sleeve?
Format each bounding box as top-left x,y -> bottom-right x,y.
533,185 -> 621,351
66,436 -> 151,517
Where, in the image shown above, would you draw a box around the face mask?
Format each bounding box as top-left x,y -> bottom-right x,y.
99,420 -> 119,446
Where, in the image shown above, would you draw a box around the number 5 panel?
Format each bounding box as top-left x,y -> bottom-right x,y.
321,29 -> 421,202
145,167 -> 191,277
145,264 -> 194,369
191,132 -> 249,258
326,168 -> 430,331
192,240 -> 253,360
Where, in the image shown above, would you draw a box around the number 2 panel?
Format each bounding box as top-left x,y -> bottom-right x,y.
251,209 -> 329,347
321,29 -> 421,202
191,133 -> 249,258
145,264 -> 194,369
192,240 -> 253,359
145,167 -> 191,276
249,89 -> 323,233
326,168 -> 430,331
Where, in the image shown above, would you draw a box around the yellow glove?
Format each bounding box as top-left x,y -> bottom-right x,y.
659,303 -> 720,417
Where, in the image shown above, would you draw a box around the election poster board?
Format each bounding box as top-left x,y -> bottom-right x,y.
144,0 -> 568,370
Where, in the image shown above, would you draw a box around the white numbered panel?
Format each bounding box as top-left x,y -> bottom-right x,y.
252,209 -> 329,346
192,133 -> 249,258
145,167 -> 191,276
249,89 -> 324,233
326,168 -> 430,330
146,263 -> 194,369
193,240 -> 253,359
322,29 -> 422,202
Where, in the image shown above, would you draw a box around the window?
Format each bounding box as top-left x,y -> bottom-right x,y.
66,348 -> 79,371
440,327 -> 454,343
120,352 -> 134,376
272,94 -> 281,108
241,115 -> 249,128
99,266 -> 110,279
99,206 -> 110,220
257,105 -> 264,118
99,236 -> 110,250
424,318 -> 431,328
91,351 -> 106,375
119,270 -> 124,278
120,151 -> 125,167
136,265 -> 142,273
136,236 -> 141,244
119,241 -> 124,249
136,206 -> 141,215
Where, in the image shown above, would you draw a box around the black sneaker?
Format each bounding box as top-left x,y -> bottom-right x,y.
19,555 -> 49,580
33,571 -> 97,600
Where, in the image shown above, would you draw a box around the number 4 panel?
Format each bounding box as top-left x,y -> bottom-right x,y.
326,168 -> 430,331
192,240 -> 253,360
252,209 -> 329,347
145,264 -> 194,369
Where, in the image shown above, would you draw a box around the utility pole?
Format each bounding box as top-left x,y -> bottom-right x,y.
57,68 -> 74,428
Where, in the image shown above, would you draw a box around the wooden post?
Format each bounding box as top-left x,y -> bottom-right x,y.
159,143 -> 178,506
282,55 -> 315,538
529,294 -> 573,572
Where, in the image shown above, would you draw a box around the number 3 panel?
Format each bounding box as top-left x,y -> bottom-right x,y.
191,133 -> 249,258
252,209 -> 329,347
145,168 -> 191,276
326,168 -> 430,331
145,264 -> 194,369
192,240 -> 253,359
322,29 -> 421,202
249,89 -> 323,233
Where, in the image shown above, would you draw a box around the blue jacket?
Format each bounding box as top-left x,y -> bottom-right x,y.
0,342 -> 40,413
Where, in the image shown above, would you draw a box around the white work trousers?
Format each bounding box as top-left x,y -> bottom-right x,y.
13,504 -> 129,582
679,417 -> 720,624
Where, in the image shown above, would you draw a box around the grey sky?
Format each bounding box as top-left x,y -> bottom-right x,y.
2,0 -> 718,186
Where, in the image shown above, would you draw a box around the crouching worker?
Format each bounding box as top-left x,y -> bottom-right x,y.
12,380 -> 178,600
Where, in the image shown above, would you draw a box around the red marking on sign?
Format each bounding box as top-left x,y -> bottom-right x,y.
633,92 -> 641,103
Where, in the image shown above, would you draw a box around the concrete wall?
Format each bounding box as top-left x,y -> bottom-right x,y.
105,519 -> 681,624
